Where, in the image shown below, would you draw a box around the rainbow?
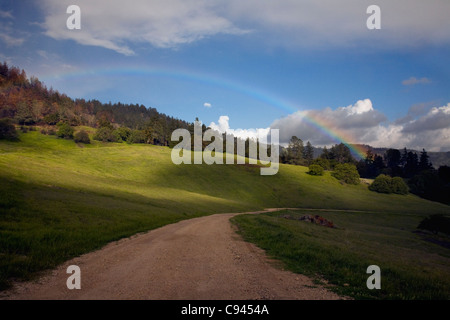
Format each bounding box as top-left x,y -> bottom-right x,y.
41,66 -> 367,159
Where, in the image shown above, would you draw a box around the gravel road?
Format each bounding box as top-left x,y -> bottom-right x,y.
1,209 -> 343,300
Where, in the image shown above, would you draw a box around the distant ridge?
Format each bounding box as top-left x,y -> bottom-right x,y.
352,144 -> 450,167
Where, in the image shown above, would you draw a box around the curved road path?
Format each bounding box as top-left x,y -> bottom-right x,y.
1,209 -> 342,300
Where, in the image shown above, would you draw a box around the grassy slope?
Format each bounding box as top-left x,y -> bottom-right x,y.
231,210 -> 450,299
0,130 -> 449,292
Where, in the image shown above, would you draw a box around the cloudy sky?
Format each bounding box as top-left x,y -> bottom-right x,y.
1,0 -> 449,151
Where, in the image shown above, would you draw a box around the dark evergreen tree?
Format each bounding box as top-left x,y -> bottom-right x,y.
303,141 -> 314,165
419,149 -> 433,172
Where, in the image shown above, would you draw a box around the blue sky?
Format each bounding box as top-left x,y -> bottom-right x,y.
1,0 -> 449,150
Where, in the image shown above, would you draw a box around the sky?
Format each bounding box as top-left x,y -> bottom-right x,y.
1,0 -> 449,151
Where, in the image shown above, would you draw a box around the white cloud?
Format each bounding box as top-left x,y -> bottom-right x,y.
39,0 -> 450,54
225,0 -> 450,49
402,77 -> 431,86
402,103 -> 450,133
0,32 -> 24,46
203,102 -> 212,108
341,99 -> 374,115
209,115 -> 270,141
0,10 -> 13,19
41,0 -> 249,55
269,99 -> 450,152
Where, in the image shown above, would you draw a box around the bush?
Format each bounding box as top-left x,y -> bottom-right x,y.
332,163 -> 360,184
418,214 -> 450,235
56,122 -> 74,139
311,158 -> 330,170
308,164 -> 324,176
74,130 -> 91,144
0,119 -> 18,140
391,177 -> 409,195
369,175 -> 408,195
369,174 -> 392,193
43,113 -> 60,125
93,127 -> 119,142
127,130 -> 146,144
115,127 -> 132,142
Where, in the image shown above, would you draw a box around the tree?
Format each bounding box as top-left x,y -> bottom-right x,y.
287,136 -> 304,164
303,141 -> 314,165
385,148 -> 402,176
74,130 -> 90,144
369,174 -> 392,193
438,165 -> 450,184
93,127 -> 118,142
369,174 -> 408,194
404,151 -> 419,178
43,113 -> 60,125
308,164 -> 324,176
391,177 -> 409,195
418,215 -> 450,235
320,146 -> 330,159
332,163 -> 360,185
15,102 -> 35,125
330,143 -> 354,164
127,130 -> 146,144
0,118 -> 18,140
419,149 -> 433,172
311,158 -> 330,170
115,126 -> 131,142
56,122 -> 74,139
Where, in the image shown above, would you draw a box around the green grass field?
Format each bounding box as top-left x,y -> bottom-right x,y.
0,129 -> 449,296
231,210 -> 450,299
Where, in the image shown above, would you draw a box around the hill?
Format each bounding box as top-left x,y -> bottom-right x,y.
1,130 -> 449,291
353,144 -> 450,167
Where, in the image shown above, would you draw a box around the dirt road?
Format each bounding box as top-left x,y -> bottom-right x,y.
1,209 -> 342,300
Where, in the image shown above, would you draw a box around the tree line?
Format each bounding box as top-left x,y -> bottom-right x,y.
358,147 -> 450,204
0,62 -> 191,145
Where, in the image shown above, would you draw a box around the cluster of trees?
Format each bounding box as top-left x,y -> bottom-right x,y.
0,62 -> 191,146
281,136 -> 315,165
0,118 -> 18,140
359,147 -> 450,204
368,174 -> 409,195
418,214 -> 450,235
290,138 -> 361,184
357,148 -> 434,179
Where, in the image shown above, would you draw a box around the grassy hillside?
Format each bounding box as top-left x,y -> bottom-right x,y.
0,129 -> 448,291
232,210 -> 450,299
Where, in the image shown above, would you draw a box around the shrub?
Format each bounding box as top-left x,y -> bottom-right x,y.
43,113 -> 60,125
369,174 -> 392,193
127,130 -> 146,144
369,175 -> 409,195
418,214 -> 450,235
74,130 -> 91,144
308,164 -> 324,176
93,127 -> 119,142
332,163 -> 360,184
115,127 -> 132,142
311,158 -> 330,170
0,119 -> 18,140
391,177 -> 408,195
56,122 -> 74,139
